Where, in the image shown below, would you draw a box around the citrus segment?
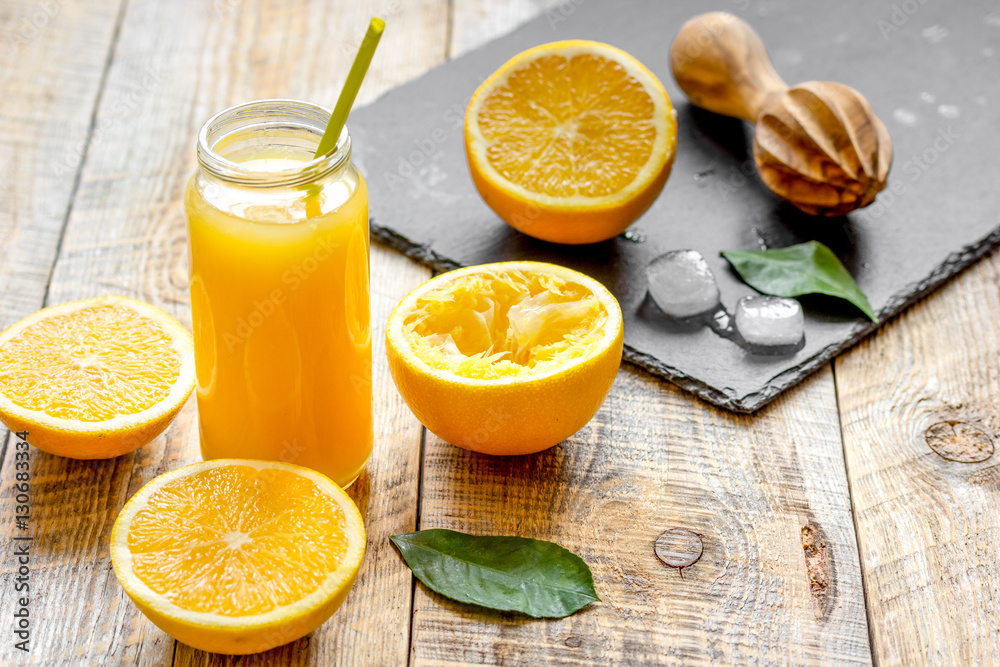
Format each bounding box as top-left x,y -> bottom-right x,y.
0,296 -> 195,458
111,459 -> 365,655
403,268 -> 609,379
387,261 -> 623,455
466,41 -> 677,244
1,304 -> 181,421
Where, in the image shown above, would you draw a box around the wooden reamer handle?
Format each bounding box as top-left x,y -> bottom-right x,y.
669,12 -> 787,122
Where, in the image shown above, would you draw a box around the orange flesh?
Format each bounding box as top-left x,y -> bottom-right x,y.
403,270 -> 608,379
476,52 -> 657,197
0,305 -> 181,421
126,465 -> 348,616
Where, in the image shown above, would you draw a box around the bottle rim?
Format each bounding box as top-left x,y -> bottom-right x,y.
196,98 -> 350,187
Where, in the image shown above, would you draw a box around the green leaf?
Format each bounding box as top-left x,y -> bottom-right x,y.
390,529 -> 599,618
721,241 -> 877,322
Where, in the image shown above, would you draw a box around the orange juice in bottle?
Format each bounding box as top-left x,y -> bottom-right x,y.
185,99 -> 370,488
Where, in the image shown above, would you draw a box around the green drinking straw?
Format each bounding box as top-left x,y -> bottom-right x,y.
314,17 -> 385,158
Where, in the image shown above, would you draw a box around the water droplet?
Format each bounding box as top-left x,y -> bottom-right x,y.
919,91 -> 936,104
921,24 -> 949,43
774,48 -> 803,66
750,226 -> 768,250
938,104 -> 960,119
893,108 -> 919,126
693,167 -> 715,187
712,308 -> 732,333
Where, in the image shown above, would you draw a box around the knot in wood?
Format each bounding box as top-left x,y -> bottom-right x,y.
654,528 -> 704,571
925,421 -> 994,463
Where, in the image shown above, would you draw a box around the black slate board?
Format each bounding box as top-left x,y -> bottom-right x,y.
351,0 -> 1000,412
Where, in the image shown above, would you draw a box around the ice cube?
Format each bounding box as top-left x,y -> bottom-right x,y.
734,295 -> 805,354
646,250 -> 721,319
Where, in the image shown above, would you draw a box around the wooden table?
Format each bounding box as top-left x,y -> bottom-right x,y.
1,1 -> 998,665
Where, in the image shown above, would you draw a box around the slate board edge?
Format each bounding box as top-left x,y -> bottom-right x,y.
372,219 -> 1000,414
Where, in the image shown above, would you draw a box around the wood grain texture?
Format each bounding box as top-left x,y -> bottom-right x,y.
449,0 -> 564,57
10,0 -> 998,664
411,367 -> 872,665
407,3 -> 871,665
0,0 -> 124,327
669,11 -> 786,123
0,1 -> 130,664
0,0 -> 125,548
835,250 -> 1000,666
0,0 -> 439,664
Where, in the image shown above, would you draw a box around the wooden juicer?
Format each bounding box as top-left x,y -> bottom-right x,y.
670,12 -> 892,216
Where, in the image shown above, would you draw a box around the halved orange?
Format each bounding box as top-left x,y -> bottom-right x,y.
110,459 -> 366,655
465,40 -> 677,245
0,295 -> 195,458
386,261 -> 623,455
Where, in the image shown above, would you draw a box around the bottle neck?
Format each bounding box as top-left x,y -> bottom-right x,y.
196,99 -> 351,188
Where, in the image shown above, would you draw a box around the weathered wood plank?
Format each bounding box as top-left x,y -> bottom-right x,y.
407,2 -> 871,665
0,0 -> 440,664
835,250 -> 1000,666
449,0 -> 564,57
0,1 -> 129,664
411,370 -> 872,666
0,0 -> 123,328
